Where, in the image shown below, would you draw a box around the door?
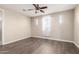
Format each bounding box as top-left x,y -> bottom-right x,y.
0,11 -> 2,45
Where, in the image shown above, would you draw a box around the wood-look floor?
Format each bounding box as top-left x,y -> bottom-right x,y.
0,37 -> 79,54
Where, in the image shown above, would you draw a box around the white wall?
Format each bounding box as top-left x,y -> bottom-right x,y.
31,10 -> 74,42
0,7 -> 75,45
74,5 -> 79,46
2,8 -> 31,45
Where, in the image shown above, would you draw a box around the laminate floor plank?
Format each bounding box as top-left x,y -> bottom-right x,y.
0,37 -> 79,54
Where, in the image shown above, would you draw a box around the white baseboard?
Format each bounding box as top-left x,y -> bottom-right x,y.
2,36 -> 31,45
2,35 -> 79,49
32,36 -> 73,43
73,42 -> 79,48
32,36 -> 79,48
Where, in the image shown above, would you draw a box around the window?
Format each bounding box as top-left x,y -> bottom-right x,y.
42,16 -> 51,36
59,15 -> 63,24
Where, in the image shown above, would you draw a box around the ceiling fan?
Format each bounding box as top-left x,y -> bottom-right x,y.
28,4 -> 47,14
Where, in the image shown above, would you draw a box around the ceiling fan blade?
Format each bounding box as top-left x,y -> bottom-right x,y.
40,10 -> 45,13
40,6 -> 47,9
33,4 -> 37,8
28,9 -> 34,11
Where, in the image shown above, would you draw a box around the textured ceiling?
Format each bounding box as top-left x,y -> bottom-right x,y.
0,4 -> 76,17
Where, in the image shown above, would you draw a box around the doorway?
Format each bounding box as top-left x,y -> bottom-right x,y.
0,10 -> 2,45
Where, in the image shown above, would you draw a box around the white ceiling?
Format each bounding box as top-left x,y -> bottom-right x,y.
0,4 -> 76,17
